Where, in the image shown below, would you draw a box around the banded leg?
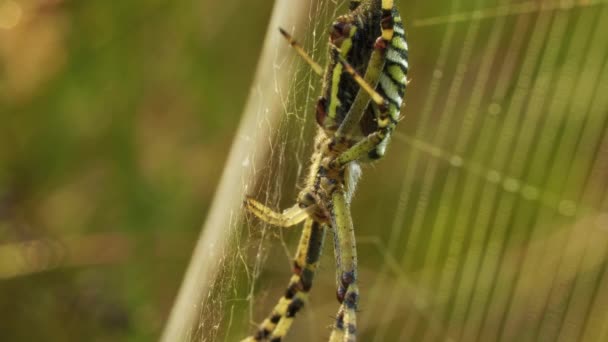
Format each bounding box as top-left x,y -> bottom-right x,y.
245,197 -> 313,227
243,218 -> 327,341
279,28 -> 323,76
328,189 -> 359,342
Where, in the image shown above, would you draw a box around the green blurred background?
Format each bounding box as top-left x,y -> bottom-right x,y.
2,0 -> 608,341
0,0 -> 273,340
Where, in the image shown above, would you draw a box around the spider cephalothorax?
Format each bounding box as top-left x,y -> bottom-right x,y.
244,1 -> 408,341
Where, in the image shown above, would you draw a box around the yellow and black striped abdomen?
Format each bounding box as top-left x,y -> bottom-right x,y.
379,12 -> 408,122
316,1 -> 408,143
363,11 -> 408,160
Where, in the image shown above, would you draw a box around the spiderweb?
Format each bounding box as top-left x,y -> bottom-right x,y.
179,0 -> 608,341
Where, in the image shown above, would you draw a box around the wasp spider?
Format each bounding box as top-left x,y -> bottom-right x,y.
244,1 -> 408,340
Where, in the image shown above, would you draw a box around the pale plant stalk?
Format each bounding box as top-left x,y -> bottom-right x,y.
161,1 -> 312,341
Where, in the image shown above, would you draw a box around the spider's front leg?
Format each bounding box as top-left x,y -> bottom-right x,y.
242,218 -> 327,341
330,118 -> 395,168
328,188 -> 359,342
245,197 -> 313,227
243,193 -> 328,340
331,0 -> 408,168
327,56 -> 397,168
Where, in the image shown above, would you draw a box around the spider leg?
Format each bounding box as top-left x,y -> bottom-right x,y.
329,60 -> 398,168
245,197 -> 313,227
335,0 -> 397,138
333,9 -> 408,166
279,28 -> 323,76
243,218 -> 327,341
328,189 -> 359,342
330,120 -> 394,168
332,43 -> 386,139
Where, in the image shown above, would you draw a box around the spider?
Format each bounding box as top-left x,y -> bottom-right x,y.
243,0 -> 408,341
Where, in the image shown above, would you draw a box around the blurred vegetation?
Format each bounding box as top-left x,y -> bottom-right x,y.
0,0 -> 273,340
